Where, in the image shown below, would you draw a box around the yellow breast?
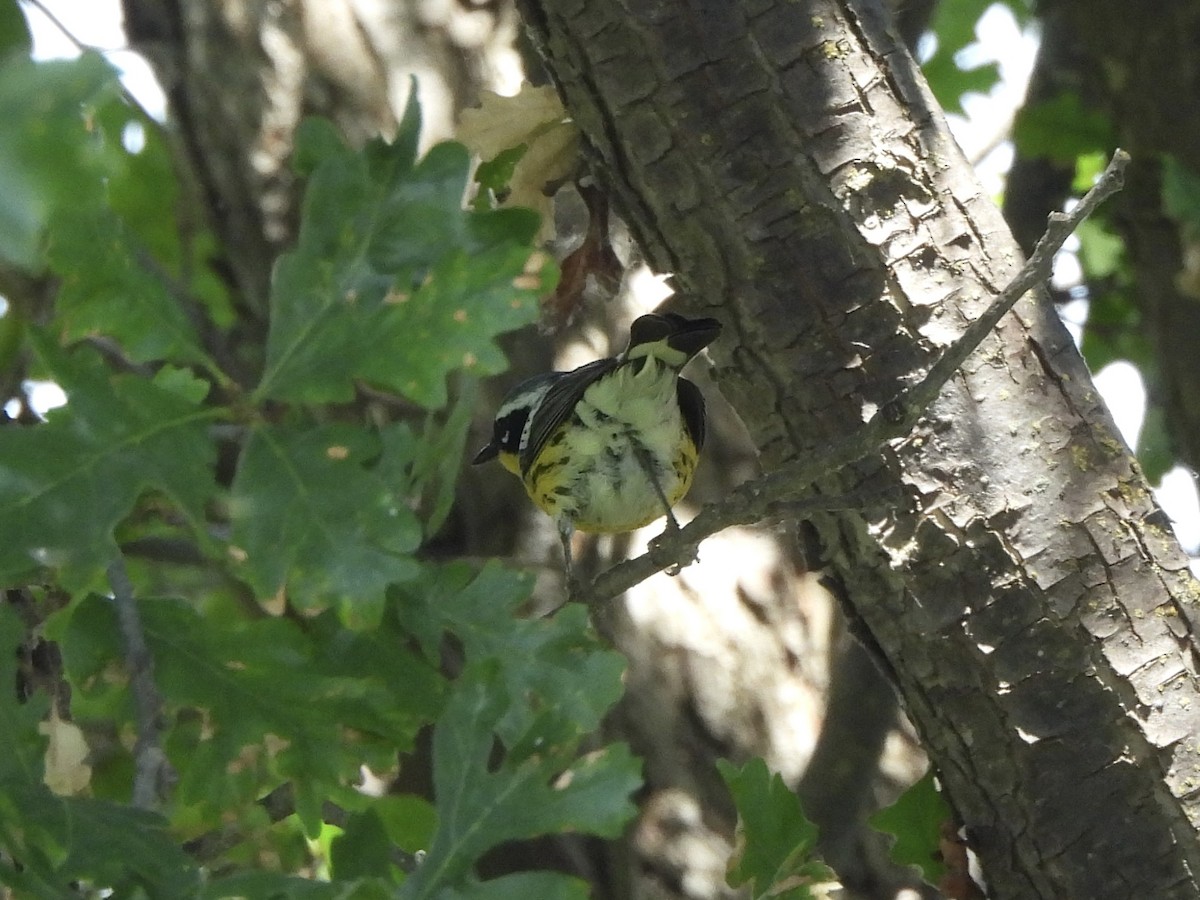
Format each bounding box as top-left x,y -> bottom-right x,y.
522,360 -> 698,533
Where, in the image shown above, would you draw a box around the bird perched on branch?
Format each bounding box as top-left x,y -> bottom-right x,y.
473,312 -> 722,578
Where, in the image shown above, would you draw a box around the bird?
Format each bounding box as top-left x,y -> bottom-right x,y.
473,312 -> 722,579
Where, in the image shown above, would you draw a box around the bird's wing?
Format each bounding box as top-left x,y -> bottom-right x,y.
677,377 -> 707,451
519,357 -> 620,474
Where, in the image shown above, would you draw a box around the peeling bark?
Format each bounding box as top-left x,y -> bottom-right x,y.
513,0 -> 1200,895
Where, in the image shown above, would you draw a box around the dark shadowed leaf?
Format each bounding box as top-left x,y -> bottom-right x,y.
718,757 -> 836,900
1013,91 -> 1115,162
394,563 -> 627,741
1162,155 -> 1200,238
399,668 -> 640,898
0,0 -> 30,59
62,594 -> 441,835
0,53 -> 120,268
0,605 -> 199,896
257,114 -> 547,409
0,334 -> 216,591
869,769 -> 951,884
229,423 -> 423,625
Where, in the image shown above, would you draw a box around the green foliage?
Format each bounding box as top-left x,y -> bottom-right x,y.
0,0 -> 30,59
920,0 -> 1010,115
869,769 -> 950,885
0,49 -> 631,898
64,593 -> 444,831
47,206 -> 207,365
0,604 -> 199,897
0,52 -> 121,268
717,757 -> 836,900
229,423 -> 424,626
473,144 -> 528,208
256,104 -> 549,409
1013,91 -> 1115,162
1162,155 -> 1200,239
0,332 -> 217,593
401,662 -> 640,898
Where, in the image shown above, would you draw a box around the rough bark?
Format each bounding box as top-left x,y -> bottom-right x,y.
513,0 -> 1200,896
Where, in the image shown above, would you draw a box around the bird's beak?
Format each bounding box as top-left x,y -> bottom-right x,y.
472,442 -> 499,465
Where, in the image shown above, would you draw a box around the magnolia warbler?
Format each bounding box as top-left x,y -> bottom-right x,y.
473,313 -> 722,575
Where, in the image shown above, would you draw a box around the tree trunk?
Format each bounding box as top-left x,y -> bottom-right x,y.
513,0 -> 1200,896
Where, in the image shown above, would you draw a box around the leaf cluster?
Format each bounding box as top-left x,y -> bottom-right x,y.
0,40 -> 643,898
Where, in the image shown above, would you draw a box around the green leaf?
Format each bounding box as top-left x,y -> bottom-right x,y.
229,423 -> 423,625
47,206 -> 205,364
1,604 -> 198,896
869,769 -> 951,885
1072,150 -> 1112,194
400,669 -> 641,898
0,0 -> 31,59
374,794 -> 437,856
294,116 -> 357,177
395,563 -> 627,742
62,594 -> 441,836
927,0 -> 992,57
202,871 -> 393,899
256,111 -> 546,409
1080,287 -> 1152,375
923,56 -> 1000,116
473,144 -> 528,206
718,757 -> 836,900
0,334 -> 217,590
153,364 -> 213,404
0,602 -> 47,787
919,0 -> 1002,114
43,85 -> 233,360
0,788 -> 199,895
1075,218 -> 1124,279
332,809 -> 397,881
442,872 -> 591,900
1162,155 -> 1200,239
95,97 -> 236,332
408,379 -> 478,536
1013,91 -> 1115,162
0,53 -> 121,268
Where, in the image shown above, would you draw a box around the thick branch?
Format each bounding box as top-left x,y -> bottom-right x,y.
586,150 -> 1130,606
513,1 -> 1200,891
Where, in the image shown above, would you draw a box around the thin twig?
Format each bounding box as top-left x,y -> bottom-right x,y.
583,149 -> 1131,606
107,557 -> 174,809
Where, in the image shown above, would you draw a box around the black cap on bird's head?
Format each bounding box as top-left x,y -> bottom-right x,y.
623,313 -> 722,368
